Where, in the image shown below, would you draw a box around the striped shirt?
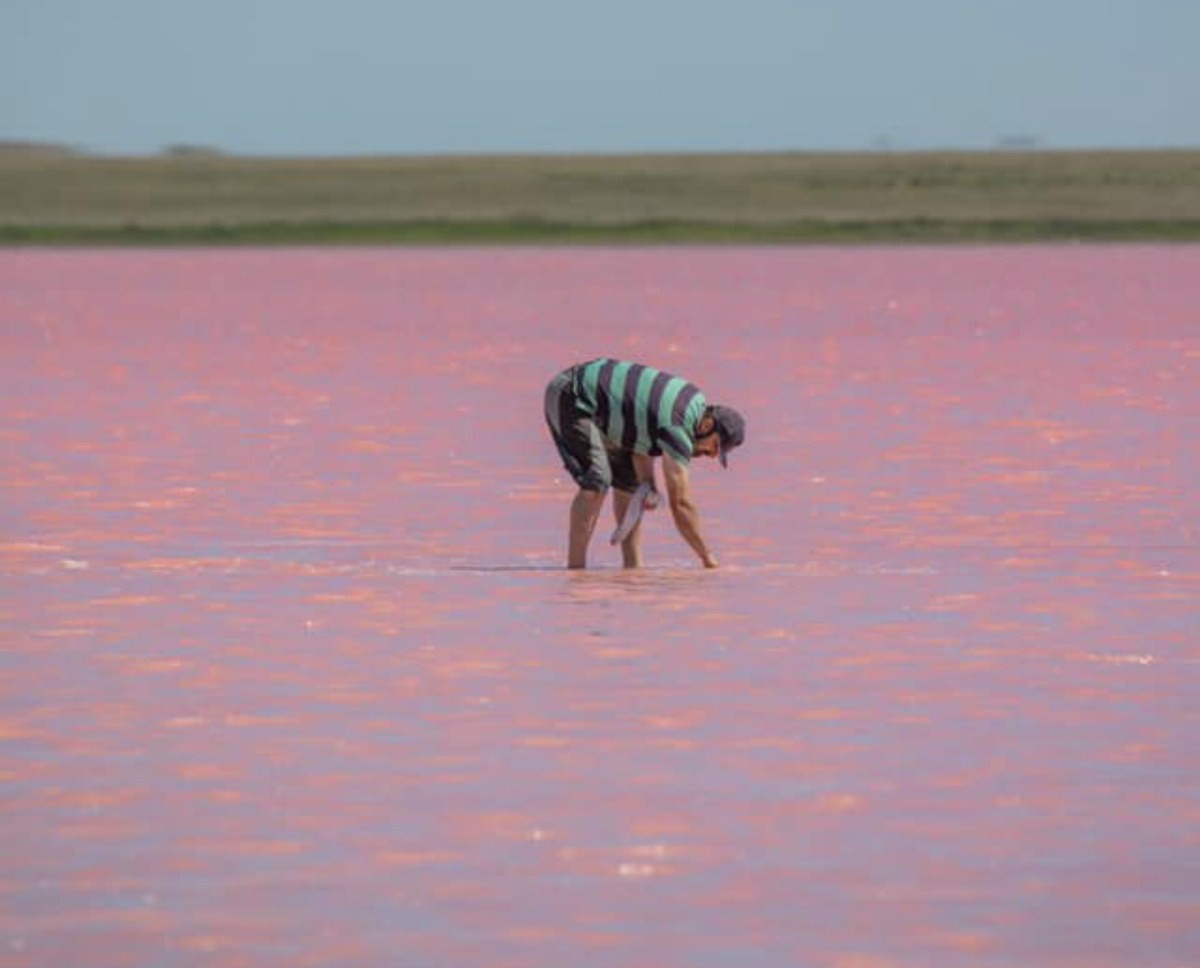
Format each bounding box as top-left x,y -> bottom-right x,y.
572,358 -> 708,464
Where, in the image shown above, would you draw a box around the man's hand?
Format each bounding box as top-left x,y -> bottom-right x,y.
701,552 -> 719,569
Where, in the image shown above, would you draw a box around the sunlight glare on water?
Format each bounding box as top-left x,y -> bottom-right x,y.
2,246 -> 1198,967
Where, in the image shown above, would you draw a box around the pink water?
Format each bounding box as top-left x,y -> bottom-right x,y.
2,247 -> 1198,967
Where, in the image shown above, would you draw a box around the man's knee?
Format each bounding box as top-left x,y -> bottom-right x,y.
574,484 -> 608,505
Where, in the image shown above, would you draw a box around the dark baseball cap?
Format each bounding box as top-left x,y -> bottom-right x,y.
710,405 -> 746,468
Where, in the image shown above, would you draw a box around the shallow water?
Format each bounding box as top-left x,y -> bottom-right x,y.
2,246 -> 1198,967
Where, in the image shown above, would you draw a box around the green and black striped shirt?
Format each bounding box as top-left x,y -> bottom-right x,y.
573,358 -> 708,464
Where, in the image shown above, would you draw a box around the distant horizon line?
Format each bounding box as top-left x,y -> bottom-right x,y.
3,138 -> 1199,161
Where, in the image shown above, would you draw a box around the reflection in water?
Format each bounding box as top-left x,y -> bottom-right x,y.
2,246 -> 1198,968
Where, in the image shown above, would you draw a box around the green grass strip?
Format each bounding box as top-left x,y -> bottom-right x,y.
5,218 -> 1200,246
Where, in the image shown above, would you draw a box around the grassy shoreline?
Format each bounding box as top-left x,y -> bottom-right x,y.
5,218 -> 1200,246
4,149 -> 1199,245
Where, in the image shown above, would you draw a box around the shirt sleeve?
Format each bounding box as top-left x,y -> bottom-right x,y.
656,426 -> 693,465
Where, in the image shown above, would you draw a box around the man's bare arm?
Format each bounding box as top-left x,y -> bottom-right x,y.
631,453 -> 655,487
661,454 -> 718,568
630,453 -> 660,509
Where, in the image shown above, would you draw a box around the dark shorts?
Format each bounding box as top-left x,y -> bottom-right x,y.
544,368 -> 638,494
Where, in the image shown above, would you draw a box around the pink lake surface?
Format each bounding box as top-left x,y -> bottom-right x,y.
1,246 -> 1198,967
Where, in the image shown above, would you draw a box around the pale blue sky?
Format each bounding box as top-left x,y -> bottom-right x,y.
3,0 -> 1198,156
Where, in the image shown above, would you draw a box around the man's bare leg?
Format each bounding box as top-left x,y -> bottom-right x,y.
611,488 -> 644,569
568,488 -> 605,568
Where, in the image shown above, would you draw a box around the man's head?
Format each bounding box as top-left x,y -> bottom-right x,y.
694,405 -> 746,467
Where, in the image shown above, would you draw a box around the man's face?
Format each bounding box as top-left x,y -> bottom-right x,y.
693,432 -> 721,459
